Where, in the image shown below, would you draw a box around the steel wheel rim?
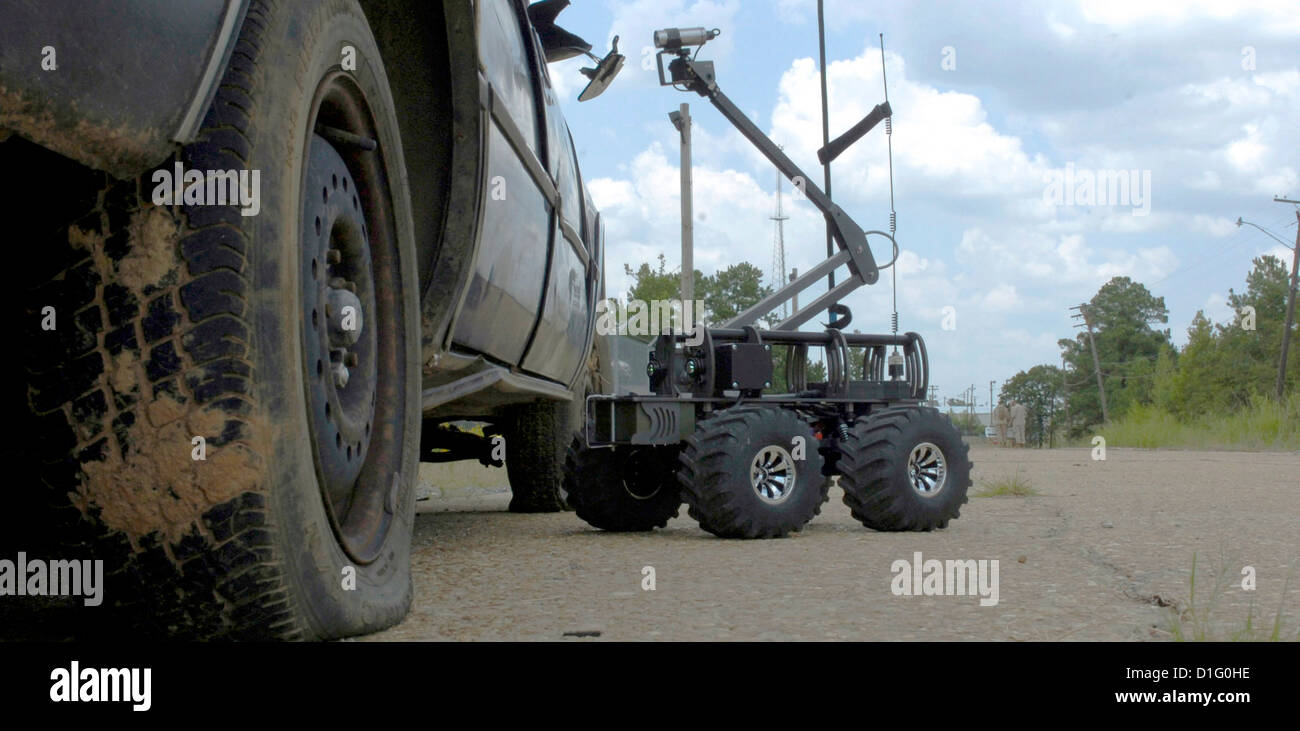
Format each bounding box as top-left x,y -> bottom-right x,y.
621,448 -> 664,501
300,72 -> 406,565
908,441 -> 947,497
750,445 -> 796,504
622,478 -> 661,501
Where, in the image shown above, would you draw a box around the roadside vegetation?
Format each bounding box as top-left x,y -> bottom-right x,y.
1097,394 -> 1300,451
1000,255 -> 1300,451
1162,552 -> 1299,642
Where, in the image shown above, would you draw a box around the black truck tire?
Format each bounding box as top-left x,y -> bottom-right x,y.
504,399 -> 575,513
836,407 -> 972,531
15,0 -> 420,639
504,347 -> 598,513
678,406 -> 828,539
563,439 -> 682,531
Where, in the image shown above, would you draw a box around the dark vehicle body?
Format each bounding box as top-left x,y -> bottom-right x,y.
1,0 -> 610,639
2,0 -> 603,411
1,0 -> 603,412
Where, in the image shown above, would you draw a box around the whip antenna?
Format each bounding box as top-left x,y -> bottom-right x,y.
881,34 -> 899,338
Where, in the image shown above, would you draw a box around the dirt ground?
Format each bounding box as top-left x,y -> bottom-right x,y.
364,445 -> 1300,641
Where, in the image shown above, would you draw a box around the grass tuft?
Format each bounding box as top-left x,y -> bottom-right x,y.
1162,550 -> 1299,642
973,470 -> 1038,497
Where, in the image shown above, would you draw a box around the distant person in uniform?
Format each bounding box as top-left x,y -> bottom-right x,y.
1010,400 -> 1028,448
992,401 -> 1010,447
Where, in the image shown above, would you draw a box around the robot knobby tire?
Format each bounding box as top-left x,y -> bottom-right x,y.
678,406 -> 827,539
836,406 -> 971,531
563,438 -> 681,531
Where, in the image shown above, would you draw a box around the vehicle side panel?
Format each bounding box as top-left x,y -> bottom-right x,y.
454,122 -> 552,363
520,62 -> 592,382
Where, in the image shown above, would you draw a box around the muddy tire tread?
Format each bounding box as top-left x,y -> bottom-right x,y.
16,0 -> 304,640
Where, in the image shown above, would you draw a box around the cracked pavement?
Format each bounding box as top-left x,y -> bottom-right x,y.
365,446 -> 1300,641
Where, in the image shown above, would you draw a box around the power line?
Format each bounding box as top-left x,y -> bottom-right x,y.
1148,209 -> 1298,288
1149,225 -> 1254,287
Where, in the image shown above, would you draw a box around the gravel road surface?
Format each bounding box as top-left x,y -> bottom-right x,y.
365,446 -> 1300,641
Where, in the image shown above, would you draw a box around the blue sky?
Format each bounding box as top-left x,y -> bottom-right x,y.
545,0 -> 1300,409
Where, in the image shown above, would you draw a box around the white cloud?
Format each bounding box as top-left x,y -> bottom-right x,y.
1190,215 -> 1238,238
769,51 -> 1051,207
1047,15 -> 1078,40
1203,292 -> 1233,326
774,0 -> 875,24
982,283 -> 1022,312
1078,0 -> 1300,32
1261,244 -> 1297,265
1226,123 -> 1268,172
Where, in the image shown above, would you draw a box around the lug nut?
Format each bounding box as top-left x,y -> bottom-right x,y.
331,362 -> 350,389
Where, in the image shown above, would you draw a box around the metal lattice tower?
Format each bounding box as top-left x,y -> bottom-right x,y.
770,167 -> 790,319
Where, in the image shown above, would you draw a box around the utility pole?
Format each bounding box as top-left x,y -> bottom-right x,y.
1070,303 -> 1109,423
989,380 -> 995,419
1274,197 -> 1300,401
670,104 -> 693,306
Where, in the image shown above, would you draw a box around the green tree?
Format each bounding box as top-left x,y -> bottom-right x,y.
806,359 -> 827,383
1151,344 -> 1179,412
698,262 -> 772,325
1215,255 -> 1294,407
1158,256 -> 1296,418
1166,311 -> 1231,418
999,364 -> 1065,446
946,410 -> 984,437
624,256 -> 776,329
622,254 -> 705,343
1059,276 -> 1170,427
625,254 -> 696,307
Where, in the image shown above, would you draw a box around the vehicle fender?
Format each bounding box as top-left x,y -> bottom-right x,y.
0,0 -> 248,178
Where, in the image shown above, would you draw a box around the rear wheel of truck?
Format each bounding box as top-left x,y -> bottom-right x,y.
504,347 -> 599,513
504,399 -> 574,513
563,440 -> 682,531
678,406 -> 828,539
836,407 -> 971,531
16,0 -> 420,639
